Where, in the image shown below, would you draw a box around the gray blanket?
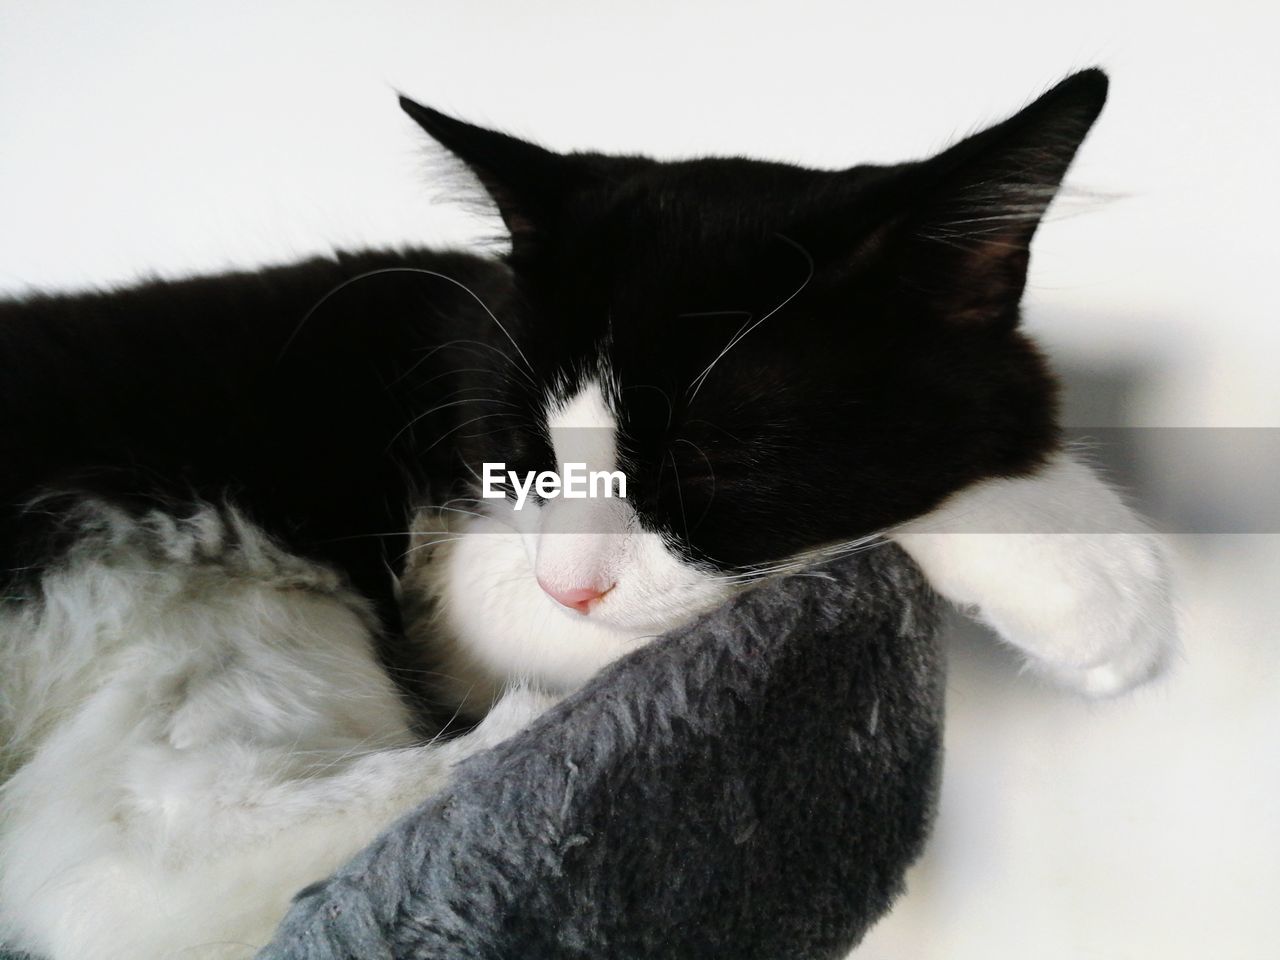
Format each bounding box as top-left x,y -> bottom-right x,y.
259,545 -> 944,960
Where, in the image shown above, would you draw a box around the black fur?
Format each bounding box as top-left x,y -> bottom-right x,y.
2,70 -> 1105,641
1,250 -> 506,606
0,70 -> 1108,960
402,71 -> 1105,568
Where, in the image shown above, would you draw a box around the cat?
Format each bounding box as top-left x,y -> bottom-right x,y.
0,68 -> 1174,959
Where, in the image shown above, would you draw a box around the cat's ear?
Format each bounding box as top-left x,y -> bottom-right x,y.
399,97 -> 573,245
889,69 -> 1108,326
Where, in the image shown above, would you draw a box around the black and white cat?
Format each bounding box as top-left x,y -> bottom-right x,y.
0,69 -> 1174,959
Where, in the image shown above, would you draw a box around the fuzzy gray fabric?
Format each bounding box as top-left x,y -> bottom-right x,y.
258,545 -> 944,960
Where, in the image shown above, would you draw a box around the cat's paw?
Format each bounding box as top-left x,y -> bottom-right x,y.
894,452 -> 1180,699
1041,649 -> 1167,698
1023,547 -> 1177,697
990,533 -> 1179,698
898,528 -> 1179,698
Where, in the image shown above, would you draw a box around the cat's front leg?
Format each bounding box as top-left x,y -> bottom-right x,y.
892,451 -> 1178,696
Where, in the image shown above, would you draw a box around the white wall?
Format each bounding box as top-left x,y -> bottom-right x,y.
2,2 -> 1276,957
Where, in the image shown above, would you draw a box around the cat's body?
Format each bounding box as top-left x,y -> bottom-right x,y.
0,70 -> 1175,958
0,249 -> 509,679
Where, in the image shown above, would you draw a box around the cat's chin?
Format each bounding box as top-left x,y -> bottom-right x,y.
400,507 -> 728,708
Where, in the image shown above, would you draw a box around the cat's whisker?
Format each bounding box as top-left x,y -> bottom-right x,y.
400,536 -> 468,559
403,340 -> 536,391
278,267 -> 536,384
622,383 -> 675,432
666,450 -> 690,541
686,234 -> 815,404
456,457 -> 495,492
420,504 -> 494,524
422,502 -> 523,536
707,534 -> 890,584
387,337 -> 523,390
412,412 -> 528,456
674,437 -> 717,528
387,396 -> 521,449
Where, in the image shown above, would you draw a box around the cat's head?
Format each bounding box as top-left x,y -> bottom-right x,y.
402,71 -> 1107,635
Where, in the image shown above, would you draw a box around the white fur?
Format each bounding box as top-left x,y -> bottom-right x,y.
411,378 -> 734,708
0,427 -> 1178,957
536,379 -> 633,597
0,504 -> 555,960
892,450 -> 1179,696
405,497 -> 733,709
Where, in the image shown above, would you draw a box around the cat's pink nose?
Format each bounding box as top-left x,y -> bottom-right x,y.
538,578 -> 614,614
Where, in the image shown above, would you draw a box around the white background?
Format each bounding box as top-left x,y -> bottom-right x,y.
1,2 -> 1277,957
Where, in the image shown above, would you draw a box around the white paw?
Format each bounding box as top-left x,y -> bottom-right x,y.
894,452 -> 1180,699
1022,541 -> 1178,697
983,532 -> 1179,698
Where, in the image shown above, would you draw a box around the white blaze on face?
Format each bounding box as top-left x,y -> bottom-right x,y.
536,379 -> 630,600
406,374 -> 737,700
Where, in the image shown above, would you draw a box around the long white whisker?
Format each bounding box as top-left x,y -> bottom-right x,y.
706,533 -> 891,585
277,268 -> 536,382
387,396 -> 520,448
687,235 -> 815,403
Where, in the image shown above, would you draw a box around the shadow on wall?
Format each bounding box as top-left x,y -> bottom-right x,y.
1056,357 -> 1280,536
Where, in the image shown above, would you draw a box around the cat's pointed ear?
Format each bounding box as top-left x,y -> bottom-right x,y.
892,69 -> 1108,326
399,97 -> 571,245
